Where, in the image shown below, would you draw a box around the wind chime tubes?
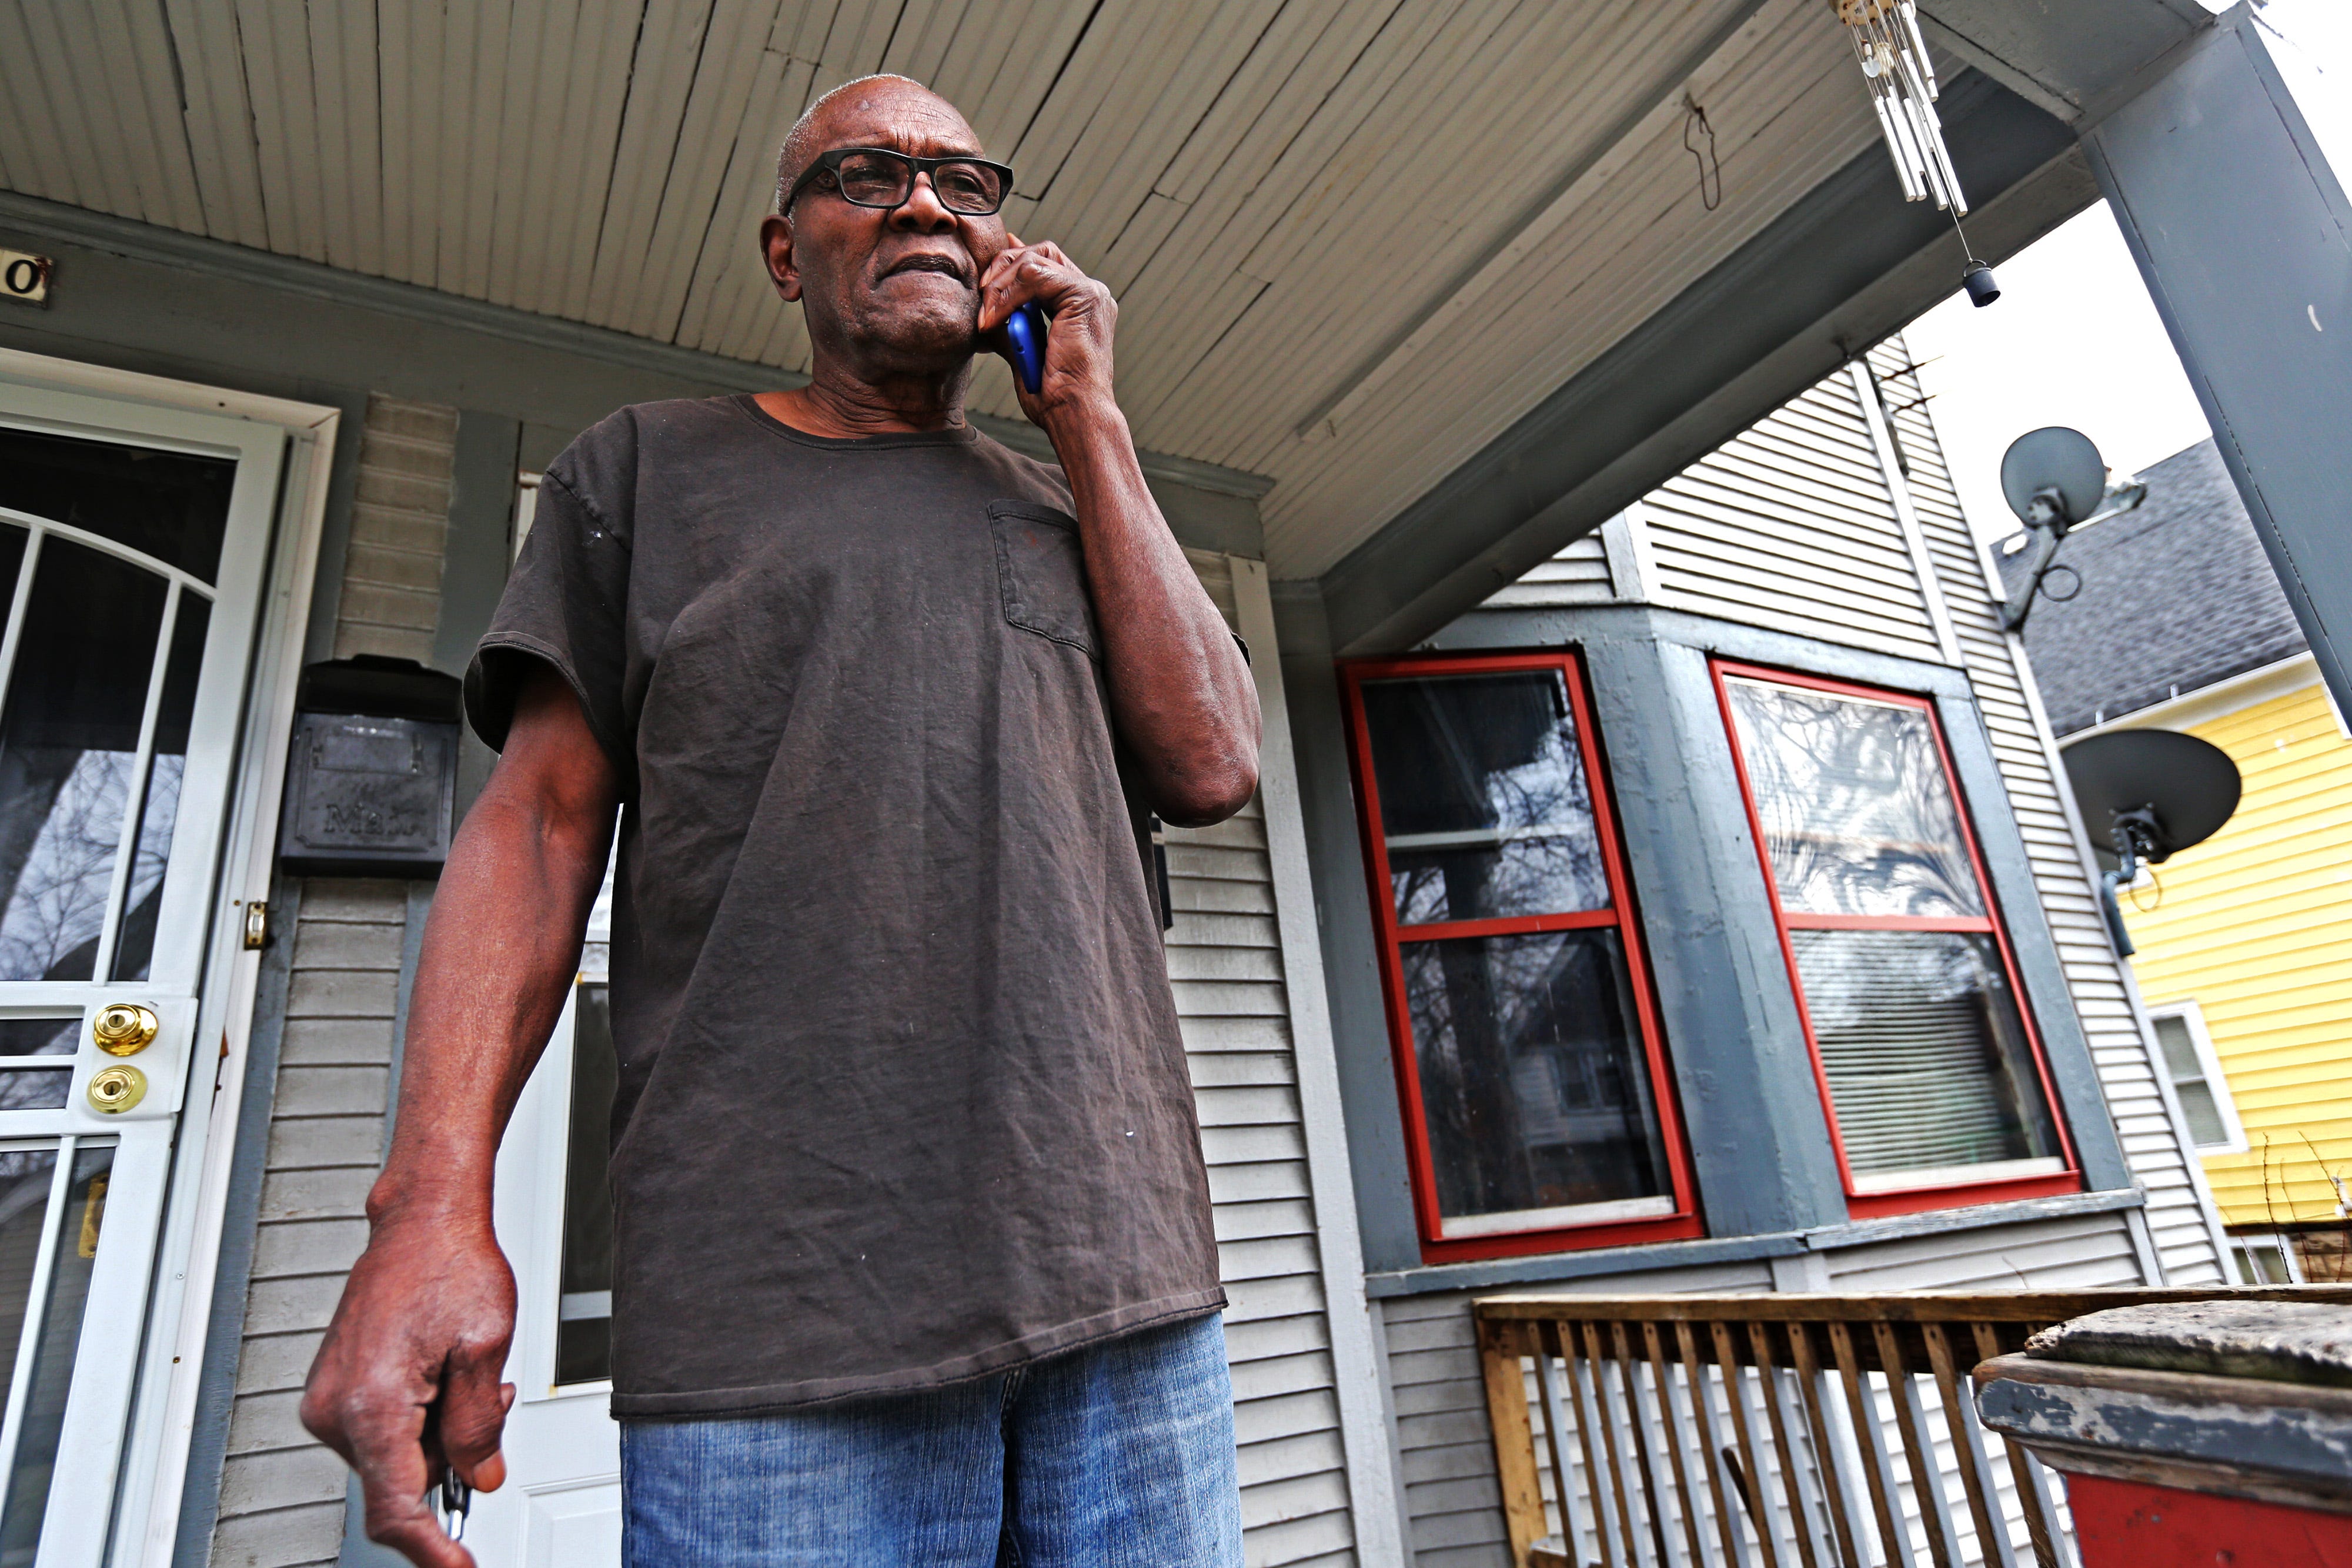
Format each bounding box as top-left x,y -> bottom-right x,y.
1839,0 -> 1967,214
1838,0 -> 1997,303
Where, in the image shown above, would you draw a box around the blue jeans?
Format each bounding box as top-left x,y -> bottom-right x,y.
619,1312 -> 1243,1567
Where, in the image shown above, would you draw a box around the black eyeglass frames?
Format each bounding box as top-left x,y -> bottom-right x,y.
784,149 -> 1016,217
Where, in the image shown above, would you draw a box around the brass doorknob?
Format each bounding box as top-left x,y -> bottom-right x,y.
88,1065 -> 146,1114
92,1004 -> 159,1057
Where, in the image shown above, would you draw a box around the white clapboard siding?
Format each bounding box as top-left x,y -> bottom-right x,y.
211,884 -> 408,1568
1482,531 -> 1615,610
1869,336 -> 2227,1283
1642,370 -> 1947,665
1173,547 -> 1357,1567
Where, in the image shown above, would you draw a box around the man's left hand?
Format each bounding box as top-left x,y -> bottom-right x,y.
976,239 -> 1116,424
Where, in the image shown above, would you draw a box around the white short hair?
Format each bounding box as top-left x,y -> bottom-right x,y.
773,74 -> 929,215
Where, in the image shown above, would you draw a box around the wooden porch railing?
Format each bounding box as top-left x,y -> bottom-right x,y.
1474,1288 -> 2352,1568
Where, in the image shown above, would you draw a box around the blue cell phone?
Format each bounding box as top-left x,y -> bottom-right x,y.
1005,301 -> 1047,395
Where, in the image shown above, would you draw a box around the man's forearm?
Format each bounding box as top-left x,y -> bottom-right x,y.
1045,397 -> 1260,823
370,793 -> 609,1222
370,697 -> 618,1225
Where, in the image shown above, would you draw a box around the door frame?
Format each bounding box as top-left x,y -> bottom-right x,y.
0,347 -> 342,1567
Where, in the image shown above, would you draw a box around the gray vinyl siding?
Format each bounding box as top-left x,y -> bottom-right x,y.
1820,1210 -> 2143,1290
213,390 -> 459,1568
210,884 -> 406,1568
1482,531 -> 1612,610
1384,345 -> 2219,1565
1175,549 -> 1358,1568
1638,372 -> 1946,664
1479,345 -> 2228,1286
1868,337 -> 2227,1285
1381,1259 -> 1777,1568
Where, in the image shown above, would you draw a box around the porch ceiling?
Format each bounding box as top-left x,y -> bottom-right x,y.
1,0 -> 1907,579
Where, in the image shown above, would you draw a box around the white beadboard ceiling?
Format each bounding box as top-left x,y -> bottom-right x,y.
0,0 -> 1890,579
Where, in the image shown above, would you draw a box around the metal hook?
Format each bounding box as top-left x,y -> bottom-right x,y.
1683,101 -> 1722,212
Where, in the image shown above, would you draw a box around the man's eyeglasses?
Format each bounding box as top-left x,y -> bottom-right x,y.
784,149 -> 1015,217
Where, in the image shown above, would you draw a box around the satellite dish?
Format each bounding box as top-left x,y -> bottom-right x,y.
2002,427 -> 2108,525
2061,730 -> 2241,871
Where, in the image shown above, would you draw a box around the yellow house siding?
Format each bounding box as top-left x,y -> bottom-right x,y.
2120,681 -> 2352,1229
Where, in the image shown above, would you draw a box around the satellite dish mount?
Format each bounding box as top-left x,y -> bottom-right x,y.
2098,807 -> 2165,957
1994,427 -> 2148,632
2060,731 -> 2242,958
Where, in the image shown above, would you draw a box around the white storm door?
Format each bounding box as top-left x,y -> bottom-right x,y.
0,380 -> 283,1567
471,874 -> 623,1568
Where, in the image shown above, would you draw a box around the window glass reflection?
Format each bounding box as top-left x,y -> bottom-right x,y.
1725,679 -> 1982,918
1791,930 -> 2061,1179
0,1022 -> 76,1112
0,1143 -> 113,1567
1362,671 -> 1608,925
0,1149 -> 61,1405
1400,930 -> 1671,1229
2153,1016 -> 2231,1149
113,598 -> 210,982
0,1021 -> 75,1057
0,541 -> 168,981
0,423 -> 234,583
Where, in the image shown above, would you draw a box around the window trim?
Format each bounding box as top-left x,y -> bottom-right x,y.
1709,658 -> 2083,1218
2229,1231 -> 2304,1284
2146,998 -> 2249,1154
1341,650 -> 1702,1262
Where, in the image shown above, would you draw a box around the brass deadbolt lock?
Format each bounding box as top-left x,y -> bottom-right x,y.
92,1004 -> 159,1057
88,1065 -> 147,1114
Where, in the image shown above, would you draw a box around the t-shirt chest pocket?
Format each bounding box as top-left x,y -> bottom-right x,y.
988,500 -> 1098,660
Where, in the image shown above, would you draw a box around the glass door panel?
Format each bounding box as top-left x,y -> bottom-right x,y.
0,375 -> 283,1568
0,1142 -> 112,1568
0,424 -> 233,583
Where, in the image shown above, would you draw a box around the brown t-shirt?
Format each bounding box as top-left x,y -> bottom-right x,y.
465,396 -> 1222,1416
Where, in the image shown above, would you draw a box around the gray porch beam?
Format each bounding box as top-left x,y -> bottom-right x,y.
2081,6 -> 2352,717
1315,69 -> 2084,657
1917,0 -> 2211,122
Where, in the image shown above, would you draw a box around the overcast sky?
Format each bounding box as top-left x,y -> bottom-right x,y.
1901,206 -> 2211,545
1902,0 -> 2346,546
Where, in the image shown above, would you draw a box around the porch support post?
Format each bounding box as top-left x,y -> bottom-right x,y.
2079,5 -> 2352,714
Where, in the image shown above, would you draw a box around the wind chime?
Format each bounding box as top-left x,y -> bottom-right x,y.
1837,0 -> 2000,306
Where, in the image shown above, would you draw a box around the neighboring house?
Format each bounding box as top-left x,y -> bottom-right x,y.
2000,437 -> 2352,1287
0,9 -> 2303,1568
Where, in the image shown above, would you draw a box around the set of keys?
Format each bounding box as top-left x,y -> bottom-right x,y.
434,1471 -> 473,1543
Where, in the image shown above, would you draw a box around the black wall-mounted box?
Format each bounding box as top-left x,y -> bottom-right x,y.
278,657 -> 463,877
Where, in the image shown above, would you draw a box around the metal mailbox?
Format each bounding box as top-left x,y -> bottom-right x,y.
278,656 -> 463,877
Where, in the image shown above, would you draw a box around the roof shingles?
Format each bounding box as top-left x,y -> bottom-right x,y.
1994,438 -> 2305,736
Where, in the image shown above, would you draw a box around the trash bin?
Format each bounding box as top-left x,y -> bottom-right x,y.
1974,1299 -> 2352,1567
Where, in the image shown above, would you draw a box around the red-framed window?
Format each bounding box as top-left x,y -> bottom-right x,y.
1710,660 -> 2080,1218
1340,652 -> 1700,1262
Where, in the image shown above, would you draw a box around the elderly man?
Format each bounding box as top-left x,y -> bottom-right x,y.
300,73 -> 1259,1568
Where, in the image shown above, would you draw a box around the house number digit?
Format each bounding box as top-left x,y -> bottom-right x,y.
1,250 -> 51,305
